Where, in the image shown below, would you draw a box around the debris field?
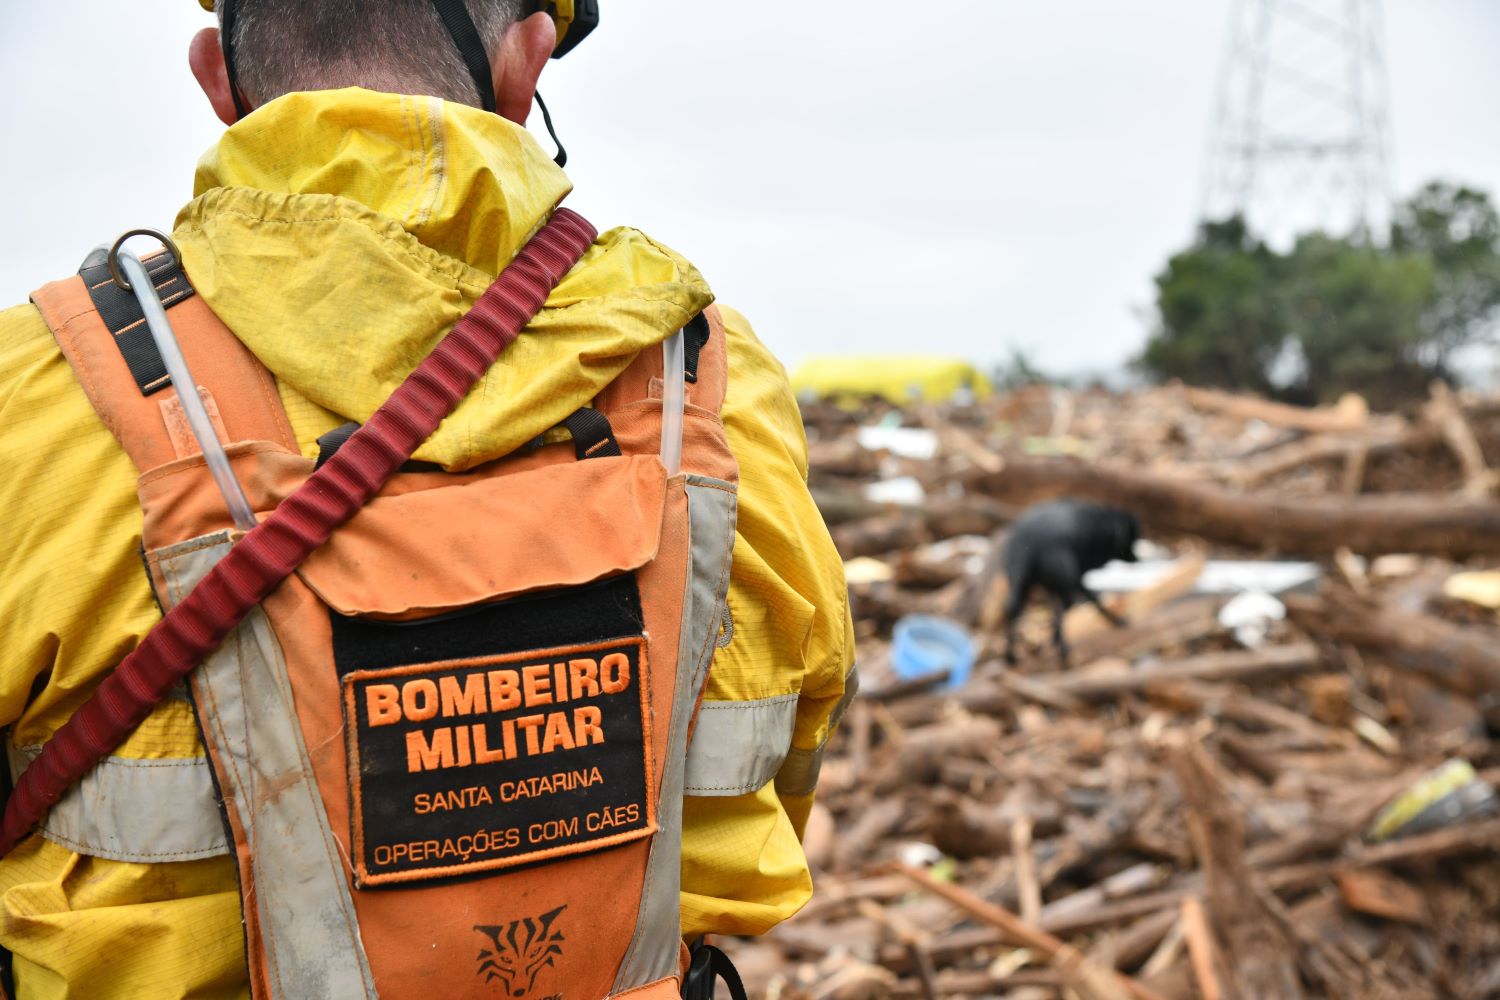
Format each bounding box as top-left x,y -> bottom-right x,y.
723,382 -> 1500,1000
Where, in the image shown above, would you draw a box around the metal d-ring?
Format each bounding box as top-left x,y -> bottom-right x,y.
107,228 -> 184,292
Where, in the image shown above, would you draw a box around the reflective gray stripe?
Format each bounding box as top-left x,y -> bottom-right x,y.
684,695 -> 798,796
162,534 -> 378,999
7,742 -> 227,863
773,664 -> 860,798
613,476 -> 737,994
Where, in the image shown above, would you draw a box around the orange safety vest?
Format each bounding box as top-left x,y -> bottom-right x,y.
28,234 -> 738,1000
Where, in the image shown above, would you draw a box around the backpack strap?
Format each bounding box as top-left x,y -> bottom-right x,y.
686,305 -> 729,415
0,209 -> 599,860
31,249 -> 298,473
594,304 -> 730,418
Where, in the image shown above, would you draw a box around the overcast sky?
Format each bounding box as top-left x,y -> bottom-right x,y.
2,1 -> 1497,376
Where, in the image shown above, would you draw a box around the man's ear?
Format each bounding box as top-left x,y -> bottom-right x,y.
491,11 -> 557,125
189,28 -> 241,126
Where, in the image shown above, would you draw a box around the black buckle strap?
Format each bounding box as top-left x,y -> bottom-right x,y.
316,421 -> 446,474
683,312 -> 711,385
77,247 -> 196,397
318,407 -> 620,470
430,0 -> 497,113
314,422 -> 360,470
560,407 -> 621,460
682,943 -> 747,1000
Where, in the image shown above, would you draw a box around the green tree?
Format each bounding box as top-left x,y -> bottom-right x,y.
1279,232 -> 1435,405
1139,183 -> 1500,405
1139,217 -> 1285,396
1390,181 -> 1500,369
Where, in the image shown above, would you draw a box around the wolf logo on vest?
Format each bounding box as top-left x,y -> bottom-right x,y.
475,905 -> 566,998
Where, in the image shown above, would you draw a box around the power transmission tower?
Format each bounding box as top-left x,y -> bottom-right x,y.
1201,0 -> 1394,243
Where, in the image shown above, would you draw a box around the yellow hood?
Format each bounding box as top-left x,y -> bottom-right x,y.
172,88 -> 713,470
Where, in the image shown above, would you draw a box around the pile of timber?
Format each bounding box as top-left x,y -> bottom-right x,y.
723,382 -> 1500,1000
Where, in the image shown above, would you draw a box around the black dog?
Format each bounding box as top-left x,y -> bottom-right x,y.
1002,500 -> 1140,664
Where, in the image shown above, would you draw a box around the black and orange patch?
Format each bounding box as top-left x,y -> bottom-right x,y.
343,636 -> 656,887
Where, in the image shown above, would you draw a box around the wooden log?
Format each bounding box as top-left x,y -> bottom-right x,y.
1064,554 -> 1207,647
862,669 -> 951,703
1236,423 -> 1437,488
823,495 -> 1017,557
996,670 -> 1090,712
870,716 -> 1002,794
834,797 -> 909,873
1069,596 -> 1226,667
1013,814 -> 1042,924
893,863 -> 1170,1000
888,969 -> 1070,999
855,900 -> 939,1000
1111,907 -> 1182,973
1139,913 -> 1187,979
810,959 -> 897,999
1225,397 -> 1500,487
1180,897 -> 1226,1000
1216,731 -> 1284,784
922,496 -> 1019,541
1041,863 -> 1167,930
1163,679 -> 1347,747
1340,443 -> 1370,495
807,438 -> 883,478
1039,816 -> 1500,939
947,528 -> 1009,629
1426,381 -> 1495,497
1172,741 -> 1306,999
1026,643 -> 1326,701
1284,590 -> 1500,698
832,513 -> 926,560
970,458 -> 1500,557
1182,387 -> 1369,434
879,926 -> 1004,972
937,422 -> 1005,473
1254,883 -> 1368,996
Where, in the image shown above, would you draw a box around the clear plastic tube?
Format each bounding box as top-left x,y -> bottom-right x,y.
660,330 -> 686,476
120,250 -> 259,531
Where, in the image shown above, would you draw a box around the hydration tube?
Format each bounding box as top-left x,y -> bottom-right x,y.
115,243 -> 259,531
660,329 -> 686,476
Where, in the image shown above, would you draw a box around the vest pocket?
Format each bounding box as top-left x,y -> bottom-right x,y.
296,453 -> 668,620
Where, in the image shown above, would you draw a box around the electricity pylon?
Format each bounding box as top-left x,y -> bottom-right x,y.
1201,0 -> 1394,242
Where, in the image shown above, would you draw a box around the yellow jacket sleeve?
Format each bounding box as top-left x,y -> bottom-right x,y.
0,304 -> 248,1000
678,306 -> 856,940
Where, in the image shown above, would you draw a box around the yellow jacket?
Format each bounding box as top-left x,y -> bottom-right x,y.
0,89 -> 854,999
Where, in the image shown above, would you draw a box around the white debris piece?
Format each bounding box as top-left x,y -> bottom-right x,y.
1086,559 -> 1322,596
1217,590 -> 1287,648
863,476 -> 926,506
856,425 -> 940,461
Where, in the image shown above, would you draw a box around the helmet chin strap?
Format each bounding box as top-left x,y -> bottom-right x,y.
428,0 -> 498,113
429,0 -> 570,167
220,0 -> 249,121
533,92 -> 568,169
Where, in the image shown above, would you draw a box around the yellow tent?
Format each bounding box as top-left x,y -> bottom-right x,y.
791,355 -> 993,405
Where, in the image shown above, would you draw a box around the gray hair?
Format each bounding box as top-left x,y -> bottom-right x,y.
221,0 -> 526,108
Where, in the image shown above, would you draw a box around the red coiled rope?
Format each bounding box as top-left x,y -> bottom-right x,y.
0,209 -> 598,857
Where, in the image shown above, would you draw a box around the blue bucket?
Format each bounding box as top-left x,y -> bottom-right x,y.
891,615 -> 977,690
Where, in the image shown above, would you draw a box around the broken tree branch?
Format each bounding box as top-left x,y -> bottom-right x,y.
1285,590 -> 1500,698
971,456 -> 1500,557
893,862 -> 1169,1000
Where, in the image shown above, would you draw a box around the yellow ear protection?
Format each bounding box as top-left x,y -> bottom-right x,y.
533,1 -> 600,59
201,0 -> 596,164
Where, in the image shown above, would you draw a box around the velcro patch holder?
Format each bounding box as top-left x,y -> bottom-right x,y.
343,635 -> 658,887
